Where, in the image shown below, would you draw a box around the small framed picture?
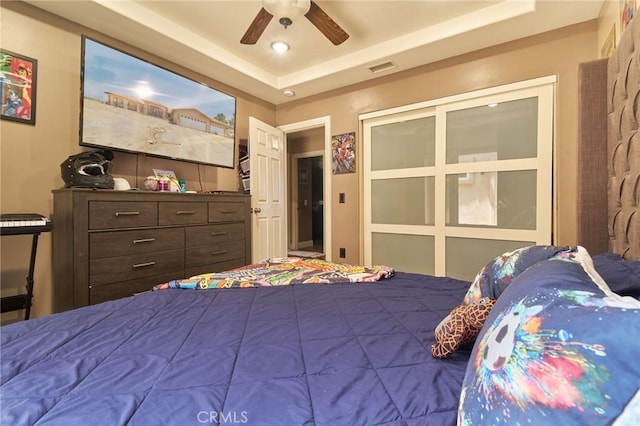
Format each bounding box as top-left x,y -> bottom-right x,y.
153,168 -> 180,192
1,49 -> 37,125
600,25 -> 616,58
332,132 -> 356,174
621,0 -> 636,31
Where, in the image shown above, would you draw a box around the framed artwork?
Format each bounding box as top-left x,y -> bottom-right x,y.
153,168 -> 180,192
331,132 -> 356,174
601,25 -> 616,58
0,49 -> 37,125
621,0 -> 636,31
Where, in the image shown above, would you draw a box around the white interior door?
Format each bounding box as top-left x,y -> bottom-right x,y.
249,117 -> 287,262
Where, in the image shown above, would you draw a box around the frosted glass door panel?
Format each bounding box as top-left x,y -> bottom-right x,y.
446,238 -> 534,281
371,117 -> 435,170
363,77 -> 555,275
446,98 -> 538,164
446,170 -> 537,229
372,177 -> 435,225
372,233 -> 435,275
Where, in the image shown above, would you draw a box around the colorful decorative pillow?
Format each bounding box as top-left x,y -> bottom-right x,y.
432,297 -> 496,358
592,252 -> 640,299
458,256 -> 640,425
462,245 -> 571,304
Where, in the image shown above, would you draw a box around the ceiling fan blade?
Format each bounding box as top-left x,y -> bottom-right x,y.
305,1 -> 349,46
241,7 -> 273,45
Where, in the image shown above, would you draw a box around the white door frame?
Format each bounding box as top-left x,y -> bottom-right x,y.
279,116 -> 332,262
290,150 -> 324,250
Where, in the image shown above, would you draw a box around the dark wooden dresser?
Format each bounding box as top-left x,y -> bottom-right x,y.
52,189 -> 250,312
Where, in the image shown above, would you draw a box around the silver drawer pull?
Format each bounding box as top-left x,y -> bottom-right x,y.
133,238 -> 156,244
211,250 -> 227,255
133,261 -> 156,269
176,210 -> 195,215
220,209 -> 237,214
210,231 -> 228,236
115,211 -> 140,217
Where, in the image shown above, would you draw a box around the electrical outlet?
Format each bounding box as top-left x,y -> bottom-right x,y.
339,248 -> 346,258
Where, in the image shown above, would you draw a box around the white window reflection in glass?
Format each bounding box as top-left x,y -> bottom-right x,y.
446,170 -> 537,230
457,152 -> 497,226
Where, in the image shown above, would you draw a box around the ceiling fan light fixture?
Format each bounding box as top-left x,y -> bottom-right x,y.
271,41 -> 290,53
241,0 -> 348,46
263,0 -> 311,19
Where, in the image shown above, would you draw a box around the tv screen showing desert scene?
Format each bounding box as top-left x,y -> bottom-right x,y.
80,37 -> 236,168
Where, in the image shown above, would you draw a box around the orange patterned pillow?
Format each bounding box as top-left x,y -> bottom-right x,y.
432,297 -> 496,358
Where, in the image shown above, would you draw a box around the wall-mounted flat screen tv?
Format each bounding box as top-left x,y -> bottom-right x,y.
80,36 -> 236,168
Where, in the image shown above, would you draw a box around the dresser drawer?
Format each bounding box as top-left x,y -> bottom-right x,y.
89,201 -> 157,229
90,249 -> 185,286
159,202 -> 207,225
90,271 -> 182,304
185,240 -> 245,269
90,228 -> 185,260
186,223 -> 245,247
209,202 -> 246,223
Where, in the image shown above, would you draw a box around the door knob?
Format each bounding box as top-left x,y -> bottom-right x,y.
251,207 -> 262,213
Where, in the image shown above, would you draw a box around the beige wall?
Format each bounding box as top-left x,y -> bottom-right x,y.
1,1 -> 621,320
0,2 -> 274,322
276,20 -> 600,265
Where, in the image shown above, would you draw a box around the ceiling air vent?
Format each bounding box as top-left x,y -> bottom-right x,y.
368,61 -> 396,74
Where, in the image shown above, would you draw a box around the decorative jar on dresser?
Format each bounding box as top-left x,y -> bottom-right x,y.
52,188 -> 251,312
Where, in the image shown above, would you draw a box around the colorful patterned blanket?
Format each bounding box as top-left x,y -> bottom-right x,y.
153,257 -> 395,290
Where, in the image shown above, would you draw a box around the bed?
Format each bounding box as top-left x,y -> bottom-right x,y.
2,17 -> 639,426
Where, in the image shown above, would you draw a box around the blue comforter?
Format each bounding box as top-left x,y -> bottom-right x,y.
1,272 -> 470,425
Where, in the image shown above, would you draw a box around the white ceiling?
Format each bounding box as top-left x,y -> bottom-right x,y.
23,0 -> 604,105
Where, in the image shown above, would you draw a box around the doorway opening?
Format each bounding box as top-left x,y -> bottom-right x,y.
286,131 -> 327,258
280,116 -> 332,261
289,153 -> 324,258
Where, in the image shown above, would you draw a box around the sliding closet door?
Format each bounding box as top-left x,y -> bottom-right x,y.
363,77 -> 555,281
364,112 -> 437,275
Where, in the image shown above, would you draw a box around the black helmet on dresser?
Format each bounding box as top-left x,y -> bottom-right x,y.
60,149 -> 114,189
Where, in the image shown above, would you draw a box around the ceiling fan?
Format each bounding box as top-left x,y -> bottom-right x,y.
241,0 -> 349,46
